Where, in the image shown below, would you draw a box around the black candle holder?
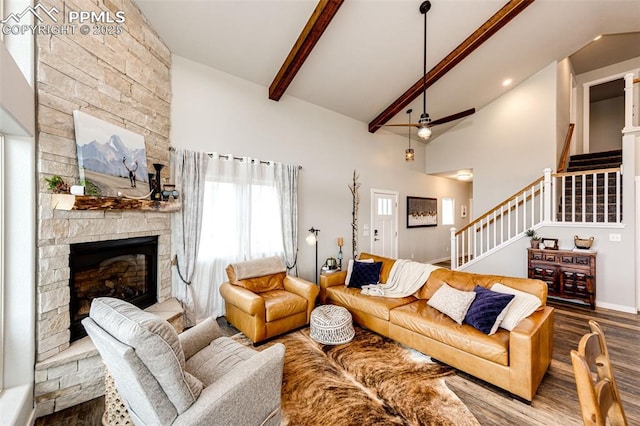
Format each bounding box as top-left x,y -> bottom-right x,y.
151,163 -> 164,200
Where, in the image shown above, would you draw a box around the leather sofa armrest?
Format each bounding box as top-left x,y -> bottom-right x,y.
219,282 -> 266,317
319,270 -> 347,304
508,306 -> 555,401
284,276 -> 319,321
284,276 -> 319,302
179,317 -> 222,360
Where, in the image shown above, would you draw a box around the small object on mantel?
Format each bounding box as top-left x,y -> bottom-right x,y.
51,194 -> 181,212
70,185 -> 85,195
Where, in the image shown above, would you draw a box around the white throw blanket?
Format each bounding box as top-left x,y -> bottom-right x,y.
361,259 -> 440,298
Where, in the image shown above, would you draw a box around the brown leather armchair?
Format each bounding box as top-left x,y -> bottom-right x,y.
220,257 -> 318,344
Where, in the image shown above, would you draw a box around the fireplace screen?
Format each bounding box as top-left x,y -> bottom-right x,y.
70,236 -> 158,341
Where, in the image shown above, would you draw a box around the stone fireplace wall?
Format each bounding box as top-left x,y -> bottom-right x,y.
35,0 -> 172,416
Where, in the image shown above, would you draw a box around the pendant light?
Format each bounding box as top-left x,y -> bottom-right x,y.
417,0 -> 432,140
405,109 -> 415,161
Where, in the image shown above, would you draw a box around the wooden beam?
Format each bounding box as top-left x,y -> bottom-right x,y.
369,0 -> 535,133
269,0 -> 344,101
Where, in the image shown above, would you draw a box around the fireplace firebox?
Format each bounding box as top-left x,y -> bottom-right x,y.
70,236 -> 158,341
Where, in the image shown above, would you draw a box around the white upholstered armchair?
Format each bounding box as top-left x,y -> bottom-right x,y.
82,297 -> 285,425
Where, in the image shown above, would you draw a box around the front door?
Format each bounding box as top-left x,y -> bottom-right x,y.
370,189 -> 398,258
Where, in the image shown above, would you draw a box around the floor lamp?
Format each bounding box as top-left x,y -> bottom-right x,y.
306,227 -> 320,284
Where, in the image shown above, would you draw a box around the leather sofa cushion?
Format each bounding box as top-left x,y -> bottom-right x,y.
226,264 -> 286,293
326,285 -> 415,321
263,289 -> 307,322
416,268 -> 547,304
390,300 -> 510,365
358,253 -> 397,283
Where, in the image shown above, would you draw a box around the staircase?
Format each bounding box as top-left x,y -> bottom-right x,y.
557,150 -> 622,223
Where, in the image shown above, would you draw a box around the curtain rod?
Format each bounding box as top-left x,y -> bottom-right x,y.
169,147 -> 302,169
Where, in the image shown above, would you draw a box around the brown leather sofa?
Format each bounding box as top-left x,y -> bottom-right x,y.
220,257 -> 319,344
320,253 -> 554,401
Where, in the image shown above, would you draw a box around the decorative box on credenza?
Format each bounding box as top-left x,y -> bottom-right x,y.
527,247 -> 596,309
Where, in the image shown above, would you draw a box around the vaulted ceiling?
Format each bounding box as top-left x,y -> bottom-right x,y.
136,0 -> 640,140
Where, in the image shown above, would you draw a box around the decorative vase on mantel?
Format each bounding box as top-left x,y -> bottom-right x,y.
150,163 -> 164,200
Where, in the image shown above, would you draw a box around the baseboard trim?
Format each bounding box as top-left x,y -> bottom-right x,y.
595,301 -> 637,314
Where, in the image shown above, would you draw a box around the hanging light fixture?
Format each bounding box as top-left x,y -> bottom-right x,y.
417,0 -> 432,140
405,109 -> 415,161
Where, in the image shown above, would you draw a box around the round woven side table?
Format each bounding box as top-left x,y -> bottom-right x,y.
310,305 -> 355,345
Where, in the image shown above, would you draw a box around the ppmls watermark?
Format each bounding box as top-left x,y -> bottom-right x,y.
1,3 -> 125,36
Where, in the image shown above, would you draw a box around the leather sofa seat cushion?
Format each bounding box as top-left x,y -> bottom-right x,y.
390,300 -> 510,365
358,253 -> 398,283
185,336 -> 257,386
326,286 -> 415,321
263,289 -> 308,322
416,268 -> 548,304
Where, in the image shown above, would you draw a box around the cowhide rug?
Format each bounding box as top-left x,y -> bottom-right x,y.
234,326 -> 479,426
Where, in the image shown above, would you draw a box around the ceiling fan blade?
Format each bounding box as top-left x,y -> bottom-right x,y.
429,108 -> 476,127
376,123 -> 421,128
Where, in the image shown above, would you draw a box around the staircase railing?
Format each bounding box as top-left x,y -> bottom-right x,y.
557,123 -> 575,173
451,167 -> 622,269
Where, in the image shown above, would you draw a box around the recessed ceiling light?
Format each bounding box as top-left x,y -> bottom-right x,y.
593,34 -> 602,41
502,78 -> 513,87
457,172 -> 473,181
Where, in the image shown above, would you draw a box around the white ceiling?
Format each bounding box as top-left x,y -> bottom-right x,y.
136,0 -> 640,141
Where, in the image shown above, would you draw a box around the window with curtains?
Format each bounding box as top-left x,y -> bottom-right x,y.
187,155 -> 290,321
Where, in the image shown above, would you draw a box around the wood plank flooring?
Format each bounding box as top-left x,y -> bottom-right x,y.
37,304 -> 640,425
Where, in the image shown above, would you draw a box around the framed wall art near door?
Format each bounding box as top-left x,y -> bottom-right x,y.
407,196 -> 437,228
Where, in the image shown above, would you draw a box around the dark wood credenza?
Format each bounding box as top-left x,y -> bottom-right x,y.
527,248 -> 596,309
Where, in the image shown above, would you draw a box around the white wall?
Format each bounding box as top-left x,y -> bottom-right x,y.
171,55 -> 471,281
574,56 -> 640,153
590,96 -> 624,152
556,58 -> 573,162
425,62 -> 558,216
466,132 -> 637,312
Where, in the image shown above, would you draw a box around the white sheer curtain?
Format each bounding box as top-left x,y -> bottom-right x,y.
190,154 -> 286,321
170,149 -> 208,326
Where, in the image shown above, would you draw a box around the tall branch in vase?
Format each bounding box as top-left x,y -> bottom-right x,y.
348,170 -> 361,258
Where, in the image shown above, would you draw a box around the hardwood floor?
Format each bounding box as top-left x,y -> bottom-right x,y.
447,301 -> 640,425
37,305 -> 639,425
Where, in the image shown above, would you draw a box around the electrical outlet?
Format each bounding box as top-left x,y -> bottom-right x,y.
609,233 -> 622,242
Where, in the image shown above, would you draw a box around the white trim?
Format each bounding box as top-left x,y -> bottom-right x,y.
595,301 -> 637,314
636,176 -> 640,312
370,189 -> 399,258
0,135 -> 4,393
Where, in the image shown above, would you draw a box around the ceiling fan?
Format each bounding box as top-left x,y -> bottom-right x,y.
378,1 -> 475,140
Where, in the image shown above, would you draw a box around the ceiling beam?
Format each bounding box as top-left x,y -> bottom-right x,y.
368,0 -> 535,133
269,0 -> 345,101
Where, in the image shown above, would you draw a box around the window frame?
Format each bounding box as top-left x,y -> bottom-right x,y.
442,197 -> 455,226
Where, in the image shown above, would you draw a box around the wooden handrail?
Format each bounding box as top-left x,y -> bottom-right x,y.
455,175 -> 544,236
475,188 -> 541,232
634,78 -> 640,84
557,123 -> 575,172
552,167 -> 621,178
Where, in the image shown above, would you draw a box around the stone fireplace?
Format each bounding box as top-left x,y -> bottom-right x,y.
34,0 -> 174,417
69,236 -> 158,341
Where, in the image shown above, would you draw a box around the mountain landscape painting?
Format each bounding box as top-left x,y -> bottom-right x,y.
73,110 -> 150,197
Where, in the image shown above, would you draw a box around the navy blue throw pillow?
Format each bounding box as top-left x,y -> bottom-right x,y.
347,261 -> 383,288
464,285 -> 515,335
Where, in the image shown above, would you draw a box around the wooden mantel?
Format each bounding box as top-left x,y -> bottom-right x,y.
51,194 -> 181,212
